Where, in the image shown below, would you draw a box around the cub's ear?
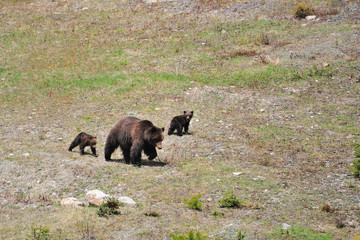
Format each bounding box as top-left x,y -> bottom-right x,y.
161,127 -> 165,132
191,111 -> 193,114
183,111 -> 187,114
94,136 -> 97,139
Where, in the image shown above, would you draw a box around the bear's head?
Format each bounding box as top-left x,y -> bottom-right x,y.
89,136 -> 97,147
147,127 -> 164,149
183,111 -> 194,122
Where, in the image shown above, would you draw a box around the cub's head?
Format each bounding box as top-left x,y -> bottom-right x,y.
147,126 -> 165,149
183,111 -> 194,122
89,136 -> 97,147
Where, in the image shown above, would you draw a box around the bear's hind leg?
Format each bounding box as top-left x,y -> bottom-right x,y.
130,143 -> 142,167
121,148 -> 131,164
177,125 -> 183,136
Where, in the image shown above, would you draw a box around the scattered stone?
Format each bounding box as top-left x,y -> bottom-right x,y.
259,109 -> 265,112
85,190 -> 110,206
154,107 -> 161,111
118,196 -> 136,205
60,197 -> 88,207
22,153 -> 30,157
221,30 -> 227,34
282,223 -> 291,230
305,15 -> 316,20
207,197 -> 213,202
233,172 -> 243,176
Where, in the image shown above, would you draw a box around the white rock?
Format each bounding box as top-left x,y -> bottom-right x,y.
22,153 -> 30,157
118,196 -> 136,205
282,223 -> 291,230
85,190 -> 110,206
233,172 -> 243,176
306,15 -> 316,20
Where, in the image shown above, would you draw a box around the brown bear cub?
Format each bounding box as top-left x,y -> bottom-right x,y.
68,132 -> 97,156
104,116 -> 164,167
168,111 -> 193,136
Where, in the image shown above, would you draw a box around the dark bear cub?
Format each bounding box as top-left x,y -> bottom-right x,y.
104,116 -> 164,167
68,132 -> 97,156
168,111 -> 193,136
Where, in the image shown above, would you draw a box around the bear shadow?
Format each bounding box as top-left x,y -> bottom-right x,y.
71,150 -> 98,157
106,158 -> 167,167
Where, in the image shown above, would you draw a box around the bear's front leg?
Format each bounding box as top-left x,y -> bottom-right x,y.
91,147 -> 98,157
144,143 -> 157,161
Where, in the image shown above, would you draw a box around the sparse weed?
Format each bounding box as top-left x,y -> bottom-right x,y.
237,230 -> 246,240
184,194 -> 203,211
144,211 -> 161,217
170,230 -> 208,240
27,226 -> 50,240
218,191 -> 244,208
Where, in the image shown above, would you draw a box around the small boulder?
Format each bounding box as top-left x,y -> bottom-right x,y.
118,196 -> 136,205
85,190 -> 110,206
60,197 -> 88,207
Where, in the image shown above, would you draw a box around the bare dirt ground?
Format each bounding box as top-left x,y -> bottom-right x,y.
1,0 -> 360,239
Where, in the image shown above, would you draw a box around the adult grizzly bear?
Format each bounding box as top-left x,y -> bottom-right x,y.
104,116 -> 164,167
68,132 -> 97,156
168,111 -> 193,136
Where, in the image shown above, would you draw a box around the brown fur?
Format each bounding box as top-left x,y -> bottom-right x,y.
104,116 -> 164,167
168,111 -> 193,136
68,132 -> 97,156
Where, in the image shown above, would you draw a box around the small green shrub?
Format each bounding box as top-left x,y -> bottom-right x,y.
351,143 -> 360,178
184,194 -> 202,211
294,2 -> 314,19
237,230 -> 246,240
97,198 -> 122,217
28,226 -> 50,240
218,191 -> 244,208
170,230 -> 208,240
211,210 -> 224,217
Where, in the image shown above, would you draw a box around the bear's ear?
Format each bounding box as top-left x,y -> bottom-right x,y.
161,127 -> 165,132
94,136 -> 97,139
183,111 -> 186,114
191,111 -> 193,114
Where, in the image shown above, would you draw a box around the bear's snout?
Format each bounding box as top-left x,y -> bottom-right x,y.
156,142 -> 163,149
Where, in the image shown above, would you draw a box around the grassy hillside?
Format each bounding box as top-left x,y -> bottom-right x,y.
1,0 -> 359,239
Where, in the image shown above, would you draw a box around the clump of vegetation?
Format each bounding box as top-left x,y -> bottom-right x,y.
218,191 -> 244,208
320,203 -> 333,213
351,143 -> 360,178
170,230 -> 208,240
144,211 -> 161,217
97,198 -> 122,217
184,194 -> 203,211
28,226 -> 50,240
237,230 -> 246,240
211,210 -> 224,217
294,2 -> 314,18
